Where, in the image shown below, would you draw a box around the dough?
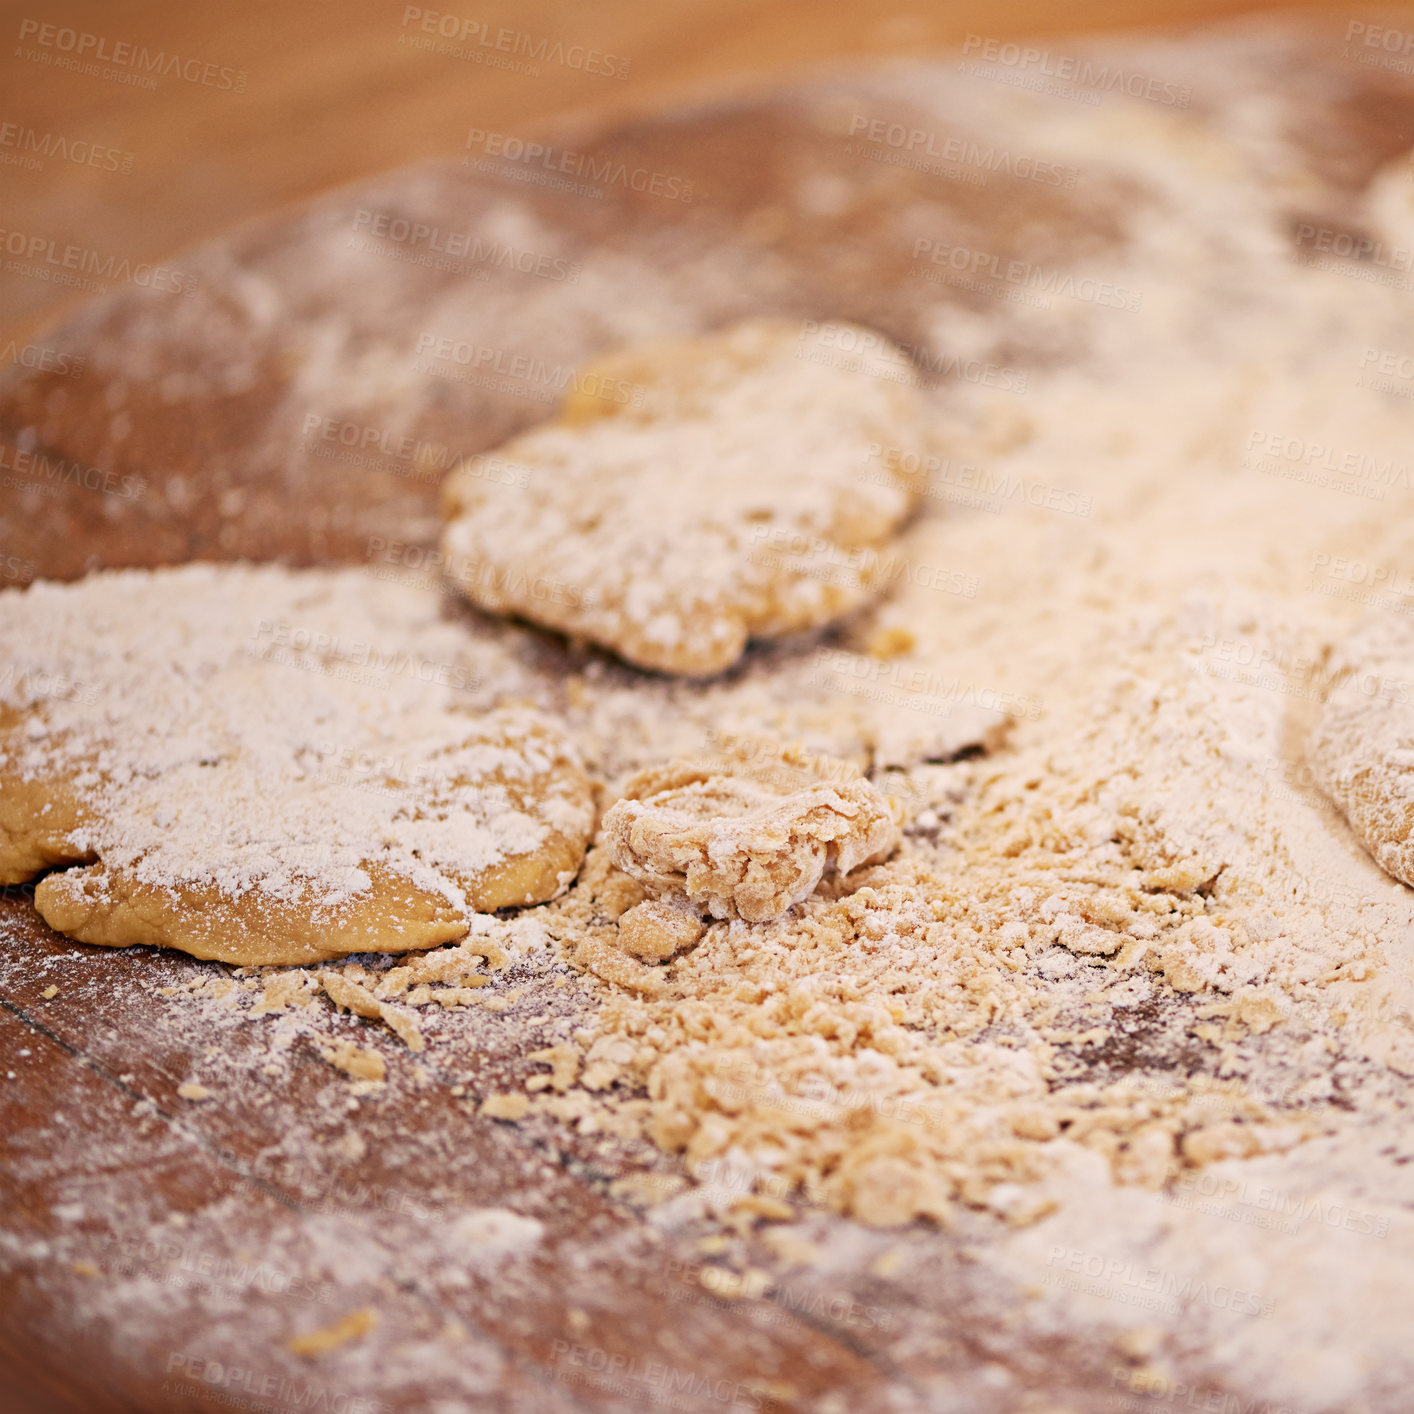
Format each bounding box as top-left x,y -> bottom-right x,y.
1310,616 -> 1414,888
440,319 -> 932,676
601,737 -> 900,922
0,564 -> 594,964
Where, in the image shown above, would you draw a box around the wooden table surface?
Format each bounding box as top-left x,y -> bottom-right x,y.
0,5 -> 1401,1414
0,0 -> 1369,345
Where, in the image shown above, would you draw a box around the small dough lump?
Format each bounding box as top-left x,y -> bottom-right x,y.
440,319 -> 933,677
0,564 -> 595,965
601,738 -> 900,922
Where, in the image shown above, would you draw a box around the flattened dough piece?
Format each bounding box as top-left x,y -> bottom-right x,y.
441,319 -> 931,677
0,565 -> 594,965
1310,616 -> 1414,888
602,738 -> 900,922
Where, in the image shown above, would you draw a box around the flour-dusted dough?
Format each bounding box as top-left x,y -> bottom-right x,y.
440,319 -> 932,677
601,738 -> 900,922
0,565 -> 595,964
1310,616 -> 1414,888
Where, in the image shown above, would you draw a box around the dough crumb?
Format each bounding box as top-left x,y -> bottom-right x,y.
481,1093 -> 531,1121
317,1038 -> 387,1084
322,973 -> 425,1052
527,1042 -> 580,1092
288,1307 -> 378,1358
617,896 -> 703,962
253,970 -> 315,1015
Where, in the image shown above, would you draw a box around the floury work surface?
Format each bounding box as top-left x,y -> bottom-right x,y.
5,13 -> 1414,1412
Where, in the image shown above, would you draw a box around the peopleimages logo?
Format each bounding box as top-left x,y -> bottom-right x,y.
550,1341 -> 765,1410
1109,1365 -> 1296,1414
0,120 -> 134,174
958,33 -> 1192,107
1242,429 -> 1410,494
162,1354 -> 392,1414
863,442 -> 1092,518
0,339 -> 84,377
1045,1246 -> 1275,1319
16,19 -> 247,91
846,114 -> 1079,189
910,237 -> 1142,311
400,7 -> 630,78
350,208 -> 580,282
411,331 -> 647,409
1294,222 -> 1412,271
97,1231 -> 334,1302
1356,345 -> 1414,401
0,227 -> 198,296
0,442 -> 146,502
463,128 -> 694,203
249,618 -> 479,691
1347,20 -> 1414,50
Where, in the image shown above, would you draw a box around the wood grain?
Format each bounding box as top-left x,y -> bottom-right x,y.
2,6 -> 1408,1412
0,0 -> 1373,343
0,889 -> 1141,1414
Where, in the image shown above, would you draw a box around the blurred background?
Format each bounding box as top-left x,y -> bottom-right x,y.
0,0 -> 1372,344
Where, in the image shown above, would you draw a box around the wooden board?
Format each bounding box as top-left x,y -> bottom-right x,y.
0,0 -> 1371,344
4,10 -> 1414,1411
0,889 -> 1148,1413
